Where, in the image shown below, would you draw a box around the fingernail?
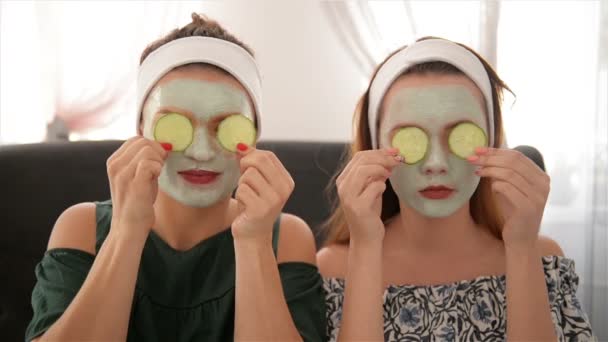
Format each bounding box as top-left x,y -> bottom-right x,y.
160,143 -> 172,151
467,155 -> 479,162
394,155 -> 405,163
387,148 -> 399,155
236,143 -> 248,152
475,147 -> 488,154
475,168 -> 481,175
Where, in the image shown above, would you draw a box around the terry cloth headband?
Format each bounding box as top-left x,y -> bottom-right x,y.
136,36 -> 262,137
368,39 -> 494,149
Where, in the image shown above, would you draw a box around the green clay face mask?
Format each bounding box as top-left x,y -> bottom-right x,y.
142,78 -> 253,208
379,85 -> 488,218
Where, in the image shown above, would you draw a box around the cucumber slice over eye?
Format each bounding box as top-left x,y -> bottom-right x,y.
448,122 -> 488,159
391,127 -> 429,165
217,115 -> 257,152
153,113 -> 194,152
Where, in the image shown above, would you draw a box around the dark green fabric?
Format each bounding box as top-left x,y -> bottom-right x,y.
25,249 -> 94,341
26,200 -> 326,342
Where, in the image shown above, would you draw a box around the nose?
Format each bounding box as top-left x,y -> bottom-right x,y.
421,138 -> 448,176
183,126 -> 218,162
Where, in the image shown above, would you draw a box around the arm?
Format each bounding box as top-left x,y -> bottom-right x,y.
471,148 -> 558,341
339,239 -> 384,341
232,147 -> 314,341
234,214 -> 315,341
505,240 -> 558,341
332,149 -> 401,341
32,137 -> 167,341
35,204 -> 148,341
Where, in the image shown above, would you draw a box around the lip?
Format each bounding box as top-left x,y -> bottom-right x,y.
178,169 -> 221,185
419,185 -> 455,200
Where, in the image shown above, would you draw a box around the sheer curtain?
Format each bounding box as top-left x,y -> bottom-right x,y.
0,0 -> 208,144
322,0 -> 607,337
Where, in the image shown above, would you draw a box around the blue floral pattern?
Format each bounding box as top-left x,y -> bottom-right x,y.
323,256 -> 595,341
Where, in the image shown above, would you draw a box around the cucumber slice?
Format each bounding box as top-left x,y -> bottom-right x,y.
391,127 -> 429,164
217,115 -> 257,152
153,113 -> 194,152
448,122 -> 487,159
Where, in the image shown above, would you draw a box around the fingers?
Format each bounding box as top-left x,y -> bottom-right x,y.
468,147 -> 541,180
134,159 -> 163,183
267,149 -> 295,190
238,146 -> 293,199
122,145 -> 165,180
107,136 -> 141,166
234,144 -> 294,221
107,137 -> 142,178
239,167 -> 271,198
234,182 -> 259,211
108,137 -> 168,178
469,147 -> 551,199
108,139 -> 168,198
360,180 -> 387,203
338,148 -> 402,184
475,166 -> 533,199
239,159 -> 287,212
491,180 -> 528,208
346,164 -> 392,197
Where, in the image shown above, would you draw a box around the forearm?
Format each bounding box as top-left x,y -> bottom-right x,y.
338,239 -> 384,341
505,245 -> 556,342
233,234 -> 302,341
40,227 -> 147,342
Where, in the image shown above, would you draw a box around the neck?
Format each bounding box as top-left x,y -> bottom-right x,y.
385,201 -> 493,257
152,190 -> 238,251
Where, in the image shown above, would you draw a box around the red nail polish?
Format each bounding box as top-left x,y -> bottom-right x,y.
236,143 -> 248,152
160,143 -> 172,151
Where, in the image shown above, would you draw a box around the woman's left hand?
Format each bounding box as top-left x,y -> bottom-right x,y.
231,143 -> 294,242
469,147 -> 551,250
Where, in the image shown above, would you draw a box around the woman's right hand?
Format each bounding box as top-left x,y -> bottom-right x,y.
106,136 -> 170,238
336,148 -> 403,244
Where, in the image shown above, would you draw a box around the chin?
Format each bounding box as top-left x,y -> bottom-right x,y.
165,186 -> 232,208
414,201 -> 463,219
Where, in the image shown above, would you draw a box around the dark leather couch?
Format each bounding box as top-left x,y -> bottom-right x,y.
0,140 -> 544,341
0,140 -> 348,341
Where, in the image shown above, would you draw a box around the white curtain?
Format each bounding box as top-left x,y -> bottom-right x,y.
322,0 -> 607,337
0,0 -> 208,144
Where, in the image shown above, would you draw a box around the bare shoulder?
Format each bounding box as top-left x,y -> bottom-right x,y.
47,202 -> 97,255
538,235 -> 565,257
276,213 -> 316,265
316,243 -> 349,279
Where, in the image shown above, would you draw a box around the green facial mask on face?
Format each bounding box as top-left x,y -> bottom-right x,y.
379,85 -> 488,218
142,78 -> 253,208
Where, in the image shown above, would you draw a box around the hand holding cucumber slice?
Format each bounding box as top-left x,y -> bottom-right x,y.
153,113 -> 194,152
448,122 -> 487,159
391,126 -> 429,164
217,115 -> 257,152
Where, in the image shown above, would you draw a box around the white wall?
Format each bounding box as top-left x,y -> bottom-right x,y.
0,0 -> 365,143
199,0 -> 365,142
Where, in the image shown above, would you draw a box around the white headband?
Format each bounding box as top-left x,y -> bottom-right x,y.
136,36 -> 262,137
368,39 -> 494,149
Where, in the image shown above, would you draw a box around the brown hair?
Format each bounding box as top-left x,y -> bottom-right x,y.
140,13 -> 253,64
322,37 -> 513,246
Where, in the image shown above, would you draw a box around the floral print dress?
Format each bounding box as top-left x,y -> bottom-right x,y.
323,256 -> 595,341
